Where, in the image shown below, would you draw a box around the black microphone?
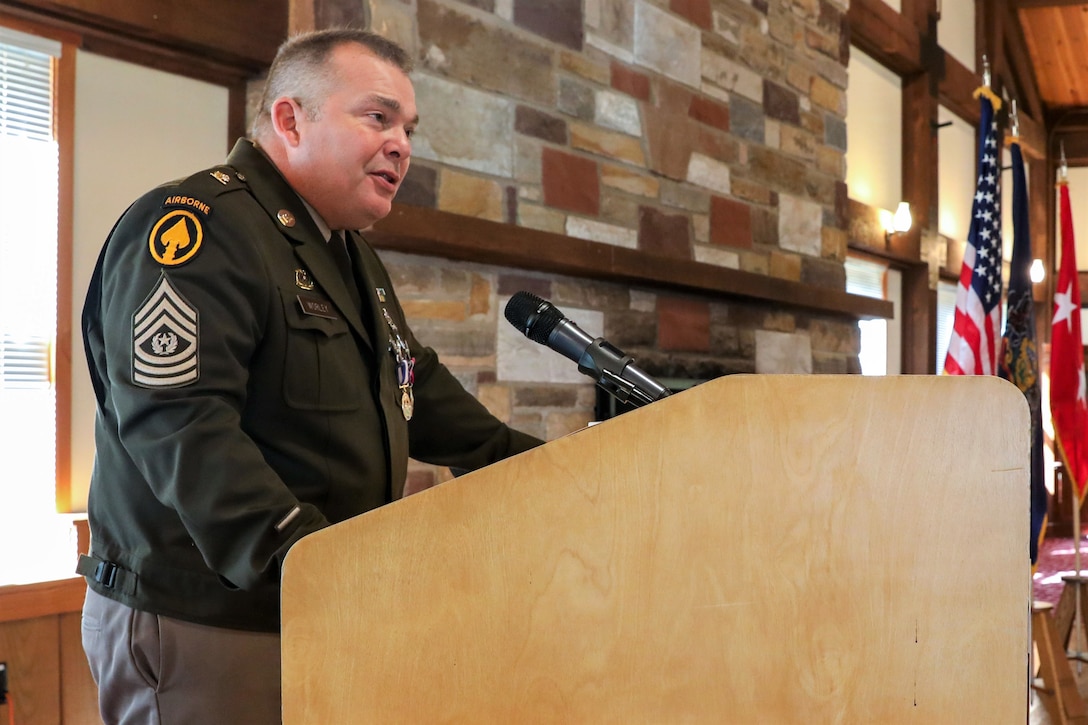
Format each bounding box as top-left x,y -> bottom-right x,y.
504,291 -> 671,407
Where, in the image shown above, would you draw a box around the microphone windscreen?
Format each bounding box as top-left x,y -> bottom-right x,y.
504,291 -> 564,345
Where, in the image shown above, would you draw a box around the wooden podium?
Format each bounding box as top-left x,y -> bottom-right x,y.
281,375 -> 1030,723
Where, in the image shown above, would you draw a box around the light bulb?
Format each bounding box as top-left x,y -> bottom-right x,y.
1030,258 -> 1045,283
892,202 -> 912,233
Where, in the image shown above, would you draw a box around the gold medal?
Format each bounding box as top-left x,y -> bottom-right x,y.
400,387 -> 414,420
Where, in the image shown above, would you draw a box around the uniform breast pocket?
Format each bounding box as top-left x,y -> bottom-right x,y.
280,290 -> 364,411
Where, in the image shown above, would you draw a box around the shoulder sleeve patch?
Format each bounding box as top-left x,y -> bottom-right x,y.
132,274 -> 199,388
148,210 -> 203,266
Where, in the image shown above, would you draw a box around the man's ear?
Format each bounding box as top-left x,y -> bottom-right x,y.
270,97 -> 303,147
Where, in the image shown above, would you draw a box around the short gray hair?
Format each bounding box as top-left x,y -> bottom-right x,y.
250,28 -> 413,138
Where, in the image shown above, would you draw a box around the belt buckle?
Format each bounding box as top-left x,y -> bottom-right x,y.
93,560 -> 118,589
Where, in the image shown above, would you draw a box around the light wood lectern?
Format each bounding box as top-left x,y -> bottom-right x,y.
282,375 -> 1029,723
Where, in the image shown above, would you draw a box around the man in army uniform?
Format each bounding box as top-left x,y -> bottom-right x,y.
78,28 -> 542,724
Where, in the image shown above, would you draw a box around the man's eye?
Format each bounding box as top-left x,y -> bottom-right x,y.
405,127 -> 415,139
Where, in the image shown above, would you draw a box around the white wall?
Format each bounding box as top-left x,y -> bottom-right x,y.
70,50 -> 229,509
846,49 -> 902,215
1057,166 -> 1088,273
937,105 -> 976,244
1001,146 -> 1017,268
938,0 -> 975,74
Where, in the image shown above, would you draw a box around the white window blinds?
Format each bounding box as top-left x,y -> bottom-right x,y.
0,27 -> 59,389
846,256 -> 891,376
0,27 -> 58,141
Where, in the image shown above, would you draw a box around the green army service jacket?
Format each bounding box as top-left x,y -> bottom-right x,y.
81,139 -> 541,631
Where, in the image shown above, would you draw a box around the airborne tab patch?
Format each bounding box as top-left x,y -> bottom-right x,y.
163,194 -> 211,216
149,210 -> 204,267
132,275 -> 199,388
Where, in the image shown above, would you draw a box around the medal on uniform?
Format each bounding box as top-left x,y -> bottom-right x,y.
382,307 -> 415,421
396,356 -> 415,420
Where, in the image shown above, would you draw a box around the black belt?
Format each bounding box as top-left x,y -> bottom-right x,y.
76,554 -> 138,596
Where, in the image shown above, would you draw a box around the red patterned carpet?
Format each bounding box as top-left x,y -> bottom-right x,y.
1035,535 -> 1088,606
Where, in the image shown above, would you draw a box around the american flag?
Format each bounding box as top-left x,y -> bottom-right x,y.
943,93 -> 1003,376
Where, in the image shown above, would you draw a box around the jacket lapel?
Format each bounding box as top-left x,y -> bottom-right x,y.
226,140 -> 373,351
293,242 -> 373,351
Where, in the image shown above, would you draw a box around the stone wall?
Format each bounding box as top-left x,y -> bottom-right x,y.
286,0 -> 861,491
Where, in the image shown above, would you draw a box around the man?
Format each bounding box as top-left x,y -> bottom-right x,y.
78,28 -> 541,724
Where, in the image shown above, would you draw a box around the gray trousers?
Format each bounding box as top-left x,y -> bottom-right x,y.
81,587 -> 282,725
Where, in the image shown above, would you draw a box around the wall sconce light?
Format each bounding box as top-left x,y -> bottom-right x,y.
884,201 -> 912,243
1030,258 -> 1045,283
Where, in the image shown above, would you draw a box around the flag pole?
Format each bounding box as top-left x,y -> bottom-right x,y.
1074,491 -> 1085,669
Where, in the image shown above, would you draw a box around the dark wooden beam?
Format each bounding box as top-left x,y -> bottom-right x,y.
846,198 -> 887,254
847,198 -> 924,265
901,0 -> 937,30
1053,131 -> 1088,165
1000,0 -> 1045,121
846,0 -> 921,76
1049,111 -> 1088,134
1028,157 -> 1050,306
979,0 -> 1005,89
1007,111 -> 1047,160
369,205 -> 892,320
979,0 -> 1047,160
289,0 -> 369,35
0,0 -> 286,80
938,52 -> 983,126
1012,0 -> 1088,8
901,266 -> 937,374
904,71 -> 940,234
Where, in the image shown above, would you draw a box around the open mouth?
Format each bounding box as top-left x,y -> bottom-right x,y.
372,171 -> 399,185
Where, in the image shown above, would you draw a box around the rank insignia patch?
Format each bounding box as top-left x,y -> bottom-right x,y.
132,275 -> 199,388
149,210 -> 203,266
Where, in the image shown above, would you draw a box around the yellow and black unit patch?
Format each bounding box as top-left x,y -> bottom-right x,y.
149,210 -> 204,266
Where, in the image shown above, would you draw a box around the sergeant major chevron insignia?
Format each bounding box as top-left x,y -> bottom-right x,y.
132,274 -> 199,388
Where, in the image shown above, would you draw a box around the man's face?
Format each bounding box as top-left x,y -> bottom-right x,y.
289,44 -> 417,231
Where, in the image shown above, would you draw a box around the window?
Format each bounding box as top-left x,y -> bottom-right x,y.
0,24 -> 75,584
935,279 -> 958,372
846,256 -> 901,376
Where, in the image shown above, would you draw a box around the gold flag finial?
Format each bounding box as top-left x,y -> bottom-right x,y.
973,55 -> 1002,110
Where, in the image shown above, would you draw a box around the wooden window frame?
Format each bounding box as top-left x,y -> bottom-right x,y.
0,12 -> 78,511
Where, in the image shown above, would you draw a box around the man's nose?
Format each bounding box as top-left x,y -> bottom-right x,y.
386,129 -> 411,159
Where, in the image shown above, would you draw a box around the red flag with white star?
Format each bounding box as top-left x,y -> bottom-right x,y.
1051,181 -> 1088,502
943,91 -> 1002,376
